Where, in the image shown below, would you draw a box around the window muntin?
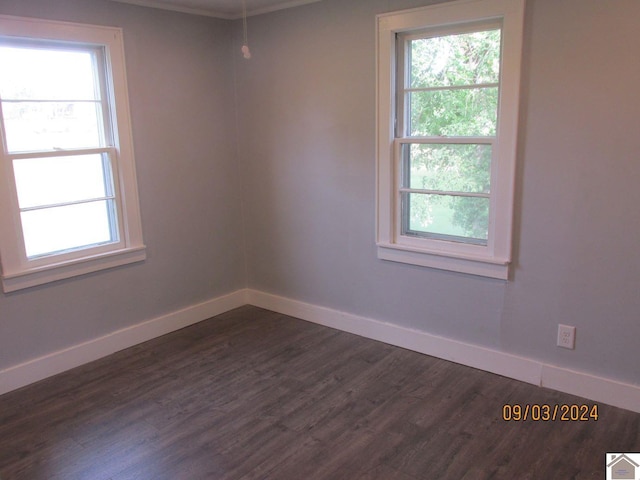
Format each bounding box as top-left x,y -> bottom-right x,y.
0,15 -> 146,292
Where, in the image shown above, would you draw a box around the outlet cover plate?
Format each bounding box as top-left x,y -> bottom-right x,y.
557,324 -> 576,349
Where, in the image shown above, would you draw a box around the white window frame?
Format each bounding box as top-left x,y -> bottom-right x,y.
0,15 -> 145,292
376,0 -> 525,280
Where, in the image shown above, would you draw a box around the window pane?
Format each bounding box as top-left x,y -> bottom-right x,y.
2,101 -> 103,152
21,200 -> 116,258
405,143 -> 491,193
404,192 -> 489,243
410,29 -> 501,89
409,87 -> 498,136
13,154 -> 112,209
0,46 -> 99,101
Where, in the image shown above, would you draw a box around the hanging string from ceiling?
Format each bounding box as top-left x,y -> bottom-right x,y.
241,0 -> 252,59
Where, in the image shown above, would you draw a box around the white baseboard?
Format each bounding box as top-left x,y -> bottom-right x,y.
246,289 -> 640,413
246,290 -> 542,384
3,287 -> 639,413
0,289 -> 247,396
541,364 -> 640,414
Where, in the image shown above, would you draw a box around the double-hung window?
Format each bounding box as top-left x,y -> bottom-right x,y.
0,16 -> 145,292
376,0 -> 525,279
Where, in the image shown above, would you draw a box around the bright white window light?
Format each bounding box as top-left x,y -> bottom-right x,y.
0,45 -> 117,258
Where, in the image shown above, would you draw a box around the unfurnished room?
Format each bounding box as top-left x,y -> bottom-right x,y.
0,0 -> 639,478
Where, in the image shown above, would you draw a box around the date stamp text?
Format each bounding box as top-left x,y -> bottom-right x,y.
502,403 -> 599,422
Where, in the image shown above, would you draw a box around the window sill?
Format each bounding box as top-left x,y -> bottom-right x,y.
377,243 -> 509,280
1,246 -> 146,293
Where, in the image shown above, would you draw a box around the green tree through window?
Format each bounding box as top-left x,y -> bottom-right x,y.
400,28 -> 501,243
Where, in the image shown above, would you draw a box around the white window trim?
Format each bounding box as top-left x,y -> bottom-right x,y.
0,15 -> 145,292
376,0 -> 525,280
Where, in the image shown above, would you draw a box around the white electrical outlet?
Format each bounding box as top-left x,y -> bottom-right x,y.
557,324 -> 576,349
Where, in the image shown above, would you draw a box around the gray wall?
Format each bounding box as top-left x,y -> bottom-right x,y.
236,0 -> 640,386
0,0 -> 246,369
1,0 -> 639,391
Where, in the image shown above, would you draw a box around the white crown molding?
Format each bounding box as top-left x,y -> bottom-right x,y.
109,0 -> 322,19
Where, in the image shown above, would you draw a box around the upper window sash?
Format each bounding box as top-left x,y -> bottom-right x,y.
396,21 -> 503,141
0,40 -> 112,153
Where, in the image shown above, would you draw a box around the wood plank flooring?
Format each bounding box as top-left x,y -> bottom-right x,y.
1,305 -> 639,479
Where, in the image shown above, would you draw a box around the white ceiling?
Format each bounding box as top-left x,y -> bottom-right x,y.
110,0 -> 322,19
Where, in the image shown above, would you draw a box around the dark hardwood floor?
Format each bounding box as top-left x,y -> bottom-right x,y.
1,305 -> 638,479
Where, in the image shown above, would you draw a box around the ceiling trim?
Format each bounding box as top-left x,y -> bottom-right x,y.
109,0 -> 322,19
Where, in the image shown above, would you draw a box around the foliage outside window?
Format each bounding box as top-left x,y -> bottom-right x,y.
376,0 -> 525,279
0,16 -> 145,292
